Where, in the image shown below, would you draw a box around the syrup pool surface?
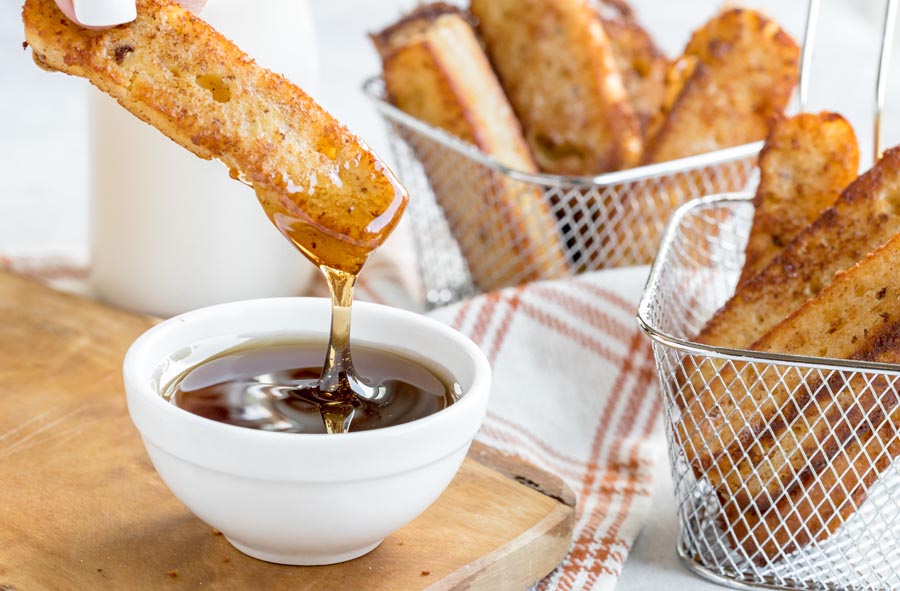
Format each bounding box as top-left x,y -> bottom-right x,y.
163,341 -> 461,434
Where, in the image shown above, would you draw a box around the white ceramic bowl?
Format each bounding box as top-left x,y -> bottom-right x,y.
123,298 -> 491,565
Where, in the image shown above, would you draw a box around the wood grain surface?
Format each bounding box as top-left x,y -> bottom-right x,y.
0,271 -> 575,590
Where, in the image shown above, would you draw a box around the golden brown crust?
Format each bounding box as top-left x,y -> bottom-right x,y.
679,199 -> 900,561
615,8 -> 796,266
373,6 -> 569,291
696,147 -> 900,350
591,0 -> 668,139
685,149 -> 900,469
723,314 -> 900,562
703,240 -> 900,501
370,2 -> 470,49
739,112 -> 860,286
22,0 -> 406,273
643,8 -> 799,164
726,403 -> 900,562
374,9 -> 537,173
641,54 -> 696,149
471,0 -> 642,174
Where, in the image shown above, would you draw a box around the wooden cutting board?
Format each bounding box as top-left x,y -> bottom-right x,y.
0,271 -> 575,591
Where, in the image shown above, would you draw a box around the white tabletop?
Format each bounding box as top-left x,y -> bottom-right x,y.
0,1 -> 893,589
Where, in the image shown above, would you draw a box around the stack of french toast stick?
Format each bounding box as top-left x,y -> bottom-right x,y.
373,1 -> 799,291
683,111 -> 900,562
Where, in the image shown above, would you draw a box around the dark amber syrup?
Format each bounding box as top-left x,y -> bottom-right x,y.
167,341 -> 460,434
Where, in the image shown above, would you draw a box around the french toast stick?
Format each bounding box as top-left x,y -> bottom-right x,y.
683,148 -> 900,471
704,232 -> 900,561
592,0 -> 668,138
739,112 -> 859,286
372,5 -> 569,291
643,8 -> 799,164
22,0 -> 405,273
642,54 -> 697,155
696,147 -> 900,349
728,401 -> 900,563
471,0 -> 642,175
689,231 -> 900,498
615,8 -> 798,266
675,150 -> 900,561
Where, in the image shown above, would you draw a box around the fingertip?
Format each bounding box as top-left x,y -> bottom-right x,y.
53,0 -> 80,24
177,0 -> 207,14
54,0 -> 201,28
56,0 -> 136,29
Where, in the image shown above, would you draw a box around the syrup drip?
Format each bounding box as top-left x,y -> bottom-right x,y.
246,149 -> 409,433
287,265 -> 384,433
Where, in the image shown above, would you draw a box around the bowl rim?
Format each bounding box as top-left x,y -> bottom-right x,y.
123,297 -> 493,443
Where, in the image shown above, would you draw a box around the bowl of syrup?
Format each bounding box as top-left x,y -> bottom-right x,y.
122,297 -> 491,566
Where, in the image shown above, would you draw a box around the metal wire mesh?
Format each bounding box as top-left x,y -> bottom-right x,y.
363,76 -> 760,309
638,194 -> 900,591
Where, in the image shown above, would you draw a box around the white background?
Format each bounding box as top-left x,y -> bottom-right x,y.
0,1 -> 894,589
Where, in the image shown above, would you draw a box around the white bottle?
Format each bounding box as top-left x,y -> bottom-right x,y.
89,0 -> 319,317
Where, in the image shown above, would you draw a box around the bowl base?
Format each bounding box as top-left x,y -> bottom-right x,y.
226,536 -> 384,566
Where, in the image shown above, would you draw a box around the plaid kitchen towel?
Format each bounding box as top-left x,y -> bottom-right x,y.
427,267 -> 664,591
3,252 -> 664,591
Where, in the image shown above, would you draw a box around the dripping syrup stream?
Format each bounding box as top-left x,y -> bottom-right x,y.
316,265 -> 386,433
318,265 -> 357,434
318,265 -> 357,396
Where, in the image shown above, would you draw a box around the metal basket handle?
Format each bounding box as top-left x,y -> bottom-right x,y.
795,0 -> 897,160
799,0 -> 821,112
876,0 -> 899,159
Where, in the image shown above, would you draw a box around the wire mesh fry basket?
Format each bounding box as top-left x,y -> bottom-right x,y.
363,76 -> 760,309
637,193 -> 900,591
